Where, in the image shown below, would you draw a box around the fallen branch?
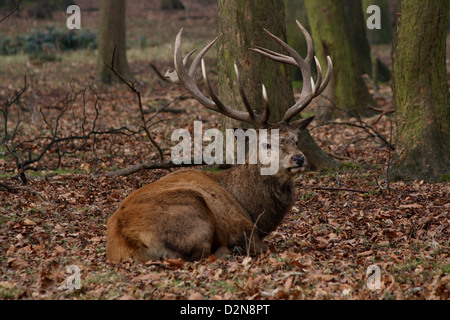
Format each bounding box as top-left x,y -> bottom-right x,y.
0,181 -> 53,203
2,82 -> 140,184
325,151 -> 351,161
315,95 -> 395,151
312,187 -> 370,194
143,105 -> 186,114
368,106 -> 395,126
106,160 -> 199,177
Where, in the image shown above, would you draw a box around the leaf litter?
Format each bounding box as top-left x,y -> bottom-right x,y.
0,0 -> 449,300
1,80 -> 448,299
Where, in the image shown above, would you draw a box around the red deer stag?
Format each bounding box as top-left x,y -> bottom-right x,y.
106,21 -> 332,263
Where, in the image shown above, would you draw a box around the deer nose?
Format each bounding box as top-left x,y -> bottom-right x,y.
291,155 -> 306,167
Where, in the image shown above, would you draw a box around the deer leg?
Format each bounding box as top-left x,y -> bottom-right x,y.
228,223 -> 268,256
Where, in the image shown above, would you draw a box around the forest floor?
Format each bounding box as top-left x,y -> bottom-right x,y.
0,1 -> 449,300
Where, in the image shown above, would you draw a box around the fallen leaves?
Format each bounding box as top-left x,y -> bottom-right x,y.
0,7 -> 449,300
7,257 -> 29,270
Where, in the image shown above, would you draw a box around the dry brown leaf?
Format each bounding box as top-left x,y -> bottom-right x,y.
188,292 -> 204,300
399,203 -> 423,209
315,236 -> 329,244
132,273 -> 162,282
8,257 -> 28,269
164,258 -> 184,268
357,250 -> 373,257
22,218 -> 36,226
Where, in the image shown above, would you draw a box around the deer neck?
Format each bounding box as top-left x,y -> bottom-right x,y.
213,164 -> 296,237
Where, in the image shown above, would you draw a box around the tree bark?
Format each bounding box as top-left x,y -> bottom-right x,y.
362,0 -> 393,45
343,0 -> 372,77
98,0 -> 130,83
390,0 -> 450,182
347,0 -> 391,83
304,0 -> 377,120
217,0 -> 336,170
217,0 -> 293,127
284,0 -> 310,81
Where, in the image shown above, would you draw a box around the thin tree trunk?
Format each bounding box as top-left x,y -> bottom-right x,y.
343,0 -> 372,77
304,0 -> 377,120
362,0 -> 393,45
217,0 -> 293,127
98,0 -> 130,83
390,0 -> 450,182
284,0 -> 310,81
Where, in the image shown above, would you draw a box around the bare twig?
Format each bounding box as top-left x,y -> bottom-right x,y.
369,106 -> 395,126
150,63 -> 170,83
0,181 -> 53,203
1,80 -> 143,183
0,2 -> 21,24
325,151 -> 351,161
315,121 -> 395,151
106,160 -> 199,177
312,187 -> 370,194
2,76 -> 29,184
313,95 -> 395,151
105,48 -> 164,161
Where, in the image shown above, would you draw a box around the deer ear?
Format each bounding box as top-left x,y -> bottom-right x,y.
290,116 -> 315,134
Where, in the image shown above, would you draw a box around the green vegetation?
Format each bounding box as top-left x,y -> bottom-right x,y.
0,26 -> 97,56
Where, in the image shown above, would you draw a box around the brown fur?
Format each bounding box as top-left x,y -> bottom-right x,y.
106,124 -> 310,263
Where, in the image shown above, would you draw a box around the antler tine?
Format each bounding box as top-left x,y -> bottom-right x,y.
251,20 -> 333,124
261,84 -> 270,125
317,55 -> 333,95
313,56 -> 323,95
166,28 -> 271,128
170,28 -> 218,111
250,46 -> 297,66
189,36 -> 218,79
233,62 -> 257,121
201,58 -> 229,113
165,49 -> 196,84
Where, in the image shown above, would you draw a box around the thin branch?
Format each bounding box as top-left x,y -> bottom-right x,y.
368,106 -> 395,126
0,181 -> 53,203
2,80 -> 145,181
316,94 -> 395,151
150,63 -> 170,83
0,2 -> 21,24
104,55 -> 165,161
312,187 -> 370,194
106,160 -> 199,177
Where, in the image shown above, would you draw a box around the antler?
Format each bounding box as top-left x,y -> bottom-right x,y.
165,28 -> 270,128
250,20 -> 333,124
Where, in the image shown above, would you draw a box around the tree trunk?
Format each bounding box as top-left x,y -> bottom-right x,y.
343,0 -> 372,77
217,0 -> 293,127
304,0 -> 377,120
346,0 -> 391,84
390,0 -> 450,182
98,0 -> 130,83
217,0 -> 336,170
362,0 -> 393,45
284,0 -> 310,81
